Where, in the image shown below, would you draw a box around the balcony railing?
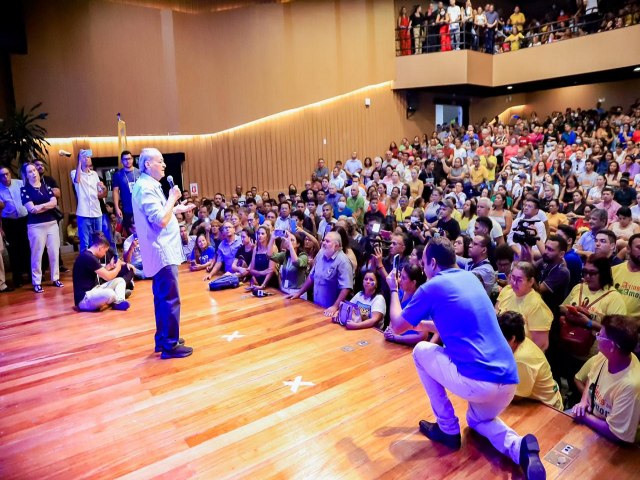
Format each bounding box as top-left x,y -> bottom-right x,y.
395,10 -> 640,56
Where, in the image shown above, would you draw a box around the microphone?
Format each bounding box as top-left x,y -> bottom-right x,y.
167,175 -> 175,189
58,149 -> 72,157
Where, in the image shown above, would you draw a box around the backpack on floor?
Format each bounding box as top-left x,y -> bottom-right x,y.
208,275 -> 240,291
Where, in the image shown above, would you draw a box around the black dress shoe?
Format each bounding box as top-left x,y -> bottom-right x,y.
160,344 -> 193,359
155,337 -> 185,353
519,434 -> 546,480
419,420 -> 461,450
0,286 -> 15,293
60,266 -> 69,273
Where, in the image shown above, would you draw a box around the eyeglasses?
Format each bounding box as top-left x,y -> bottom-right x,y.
595,332 -> 620,349
582,269 -> 599,277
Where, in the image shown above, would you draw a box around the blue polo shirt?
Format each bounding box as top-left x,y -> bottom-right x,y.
309,250 -> 353,308
216,235 -> 241,272
576,230 -> 596,254
402,268 -> 518,384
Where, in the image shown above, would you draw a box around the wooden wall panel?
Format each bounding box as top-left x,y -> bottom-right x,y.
13,0 -> 396,138
43,82 -> 433,213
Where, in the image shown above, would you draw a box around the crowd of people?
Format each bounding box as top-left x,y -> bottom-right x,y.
169,100 -> 639,447
396,0 -> 640,55
1,99 -> 639,457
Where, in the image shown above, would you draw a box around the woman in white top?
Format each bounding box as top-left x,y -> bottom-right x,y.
334,270 -> 386,330
490,192 -> 513,237
586,174 -> 606,205
473,6 -> 486,50
387,171 -> 404,196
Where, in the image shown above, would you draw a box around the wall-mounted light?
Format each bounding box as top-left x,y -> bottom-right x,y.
634,66 -> 640,72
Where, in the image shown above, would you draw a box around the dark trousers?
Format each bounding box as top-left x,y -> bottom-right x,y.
122,212 -> 134,237
152,265 -> 181,351
2,216 -> 31,283
485,28 -> 495,53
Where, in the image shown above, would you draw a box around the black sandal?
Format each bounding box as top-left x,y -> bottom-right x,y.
53,280 -> 64,288
34,285 -> 44,294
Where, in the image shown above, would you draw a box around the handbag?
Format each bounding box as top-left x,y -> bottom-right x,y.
52,207 -> 64,222
560,318 -> 595,358
208,274 -> 240,291
337,301 -> 359,326
560,284 -> 613,357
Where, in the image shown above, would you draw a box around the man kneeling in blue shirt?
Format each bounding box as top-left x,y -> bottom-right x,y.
386,237 -> 546,480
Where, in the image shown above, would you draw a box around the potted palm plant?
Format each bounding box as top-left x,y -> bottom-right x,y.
0,102 -> 50,173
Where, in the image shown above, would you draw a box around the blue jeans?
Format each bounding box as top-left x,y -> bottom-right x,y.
77,216 -> 102,251
101,214 -> 116,251
152,265 -> 181,351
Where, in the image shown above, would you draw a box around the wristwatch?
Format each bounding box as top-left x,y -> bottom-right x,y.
585,319 -> 593,329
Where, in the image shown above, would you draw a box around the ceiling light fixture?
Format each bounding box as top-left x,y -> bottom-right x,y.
507,86 -> 513,90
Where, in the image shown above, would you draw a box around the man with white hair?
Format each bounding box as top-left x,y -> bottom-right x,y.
132,147 -> 193,359
466,198 -> 505,245
287,231 -> 353,317
382,151 -> 399,170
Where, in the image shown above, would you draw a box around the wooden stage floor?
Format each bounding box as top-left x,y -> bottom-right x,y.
1,265 -> 638,479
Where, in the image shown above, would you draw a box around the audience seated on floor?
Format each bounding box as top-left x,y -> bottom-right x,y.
498,311 -> 564,410
6,94 -> 640,447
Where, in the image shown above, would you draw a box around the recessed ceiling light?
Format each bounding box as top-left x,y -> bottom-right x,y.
634,66 -> 640,72
507,86 -> 513,90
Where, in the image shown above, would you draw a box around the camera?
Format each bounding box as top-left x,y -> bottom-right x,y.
411,221 -> 423,231
512,219 -> 540,246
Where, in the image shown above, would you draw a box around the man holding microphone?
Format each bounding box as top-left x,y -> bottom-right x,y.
132,148 -> 193,359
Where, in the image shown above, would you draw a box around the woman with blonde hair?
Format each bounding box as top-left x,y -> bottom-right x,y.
20,162 -> 63,293
248,225 -> 277,289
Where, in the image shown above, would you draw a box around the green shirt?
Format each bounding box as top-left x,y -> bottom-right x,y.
271,251 -> 309,293
346,196 -> 365,225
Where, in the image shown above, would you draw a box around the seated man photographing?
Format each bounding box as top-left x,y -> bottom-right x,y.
72,232 -> 130,311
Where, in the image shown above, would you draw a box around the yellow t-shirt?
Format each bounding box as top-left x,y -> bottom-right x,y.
612,262 -> 640,317
497,286 -> 553,334
510,12 -> 526,26
395,206 -> 414,223
506,33 -> 524,51
480,155 -> 497,181
458,214 -> 475,233
515,337 -> 563,410
562,284 -> 627,321
66,225 -> 78,238
547,212 -> 568,233
576,353 -> 640,443
469,165 -> 489,186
